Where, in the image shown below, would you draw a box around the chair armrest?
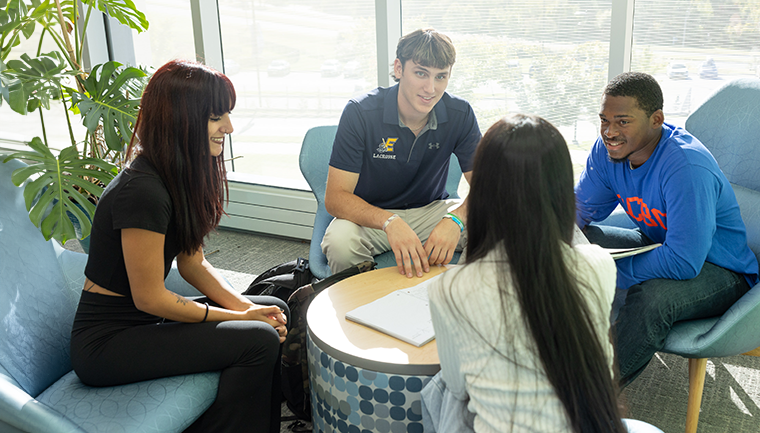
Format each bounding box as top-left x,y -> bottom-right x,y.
0,368 -> 84,433
663,281 -> 760,357
51,244 -> 206,298
309,203 -> 333,279
54,244 -> 88,294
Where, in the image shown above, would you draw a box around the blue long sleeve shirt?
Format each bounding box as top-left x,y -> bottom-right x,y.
575,123 -> 759,290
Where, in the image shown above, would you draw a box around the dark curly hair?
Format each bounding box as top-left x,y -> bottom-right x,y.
604,72 -> 663,117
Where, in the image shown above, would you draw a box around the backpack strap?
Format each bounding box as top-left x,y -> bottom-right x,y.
310,260 -> 377,292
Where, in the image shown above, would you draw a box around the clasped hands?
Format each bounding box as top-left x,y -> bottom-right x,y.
242,303 -> 288,343
385,216 -> 461,278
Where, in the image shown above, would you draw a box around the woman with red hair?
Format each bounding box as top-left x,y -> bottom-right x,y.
70,60 -> 287,432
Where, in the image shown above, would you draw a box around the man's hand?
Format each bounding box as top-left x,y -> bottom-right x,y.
385,217 -> 430,278
424,217 -> 461,265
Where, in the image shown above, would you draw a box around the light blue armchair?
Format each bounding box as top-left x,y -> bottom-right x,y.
298,125 -> 464,279
596,78 -> 760,433
0,157 -> 219,433
657,78 -> 760,433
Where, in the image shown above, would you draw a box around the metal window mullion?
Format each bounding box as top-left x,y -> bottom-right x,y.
78,3 -> 109,71
376,0 -> 402,88
609,0 -> 635,81
190,0 -> 224,73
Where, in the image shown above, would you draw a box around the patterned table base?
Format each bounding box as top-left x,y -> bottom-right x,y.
307,331 -> 433,433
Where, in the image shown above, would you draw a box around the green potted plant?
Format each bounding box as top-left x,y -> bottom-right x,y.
0,0 -> 150,248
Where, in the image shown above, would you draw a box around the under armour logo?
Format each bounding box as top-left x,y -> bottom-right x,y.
428,143 -> 440,150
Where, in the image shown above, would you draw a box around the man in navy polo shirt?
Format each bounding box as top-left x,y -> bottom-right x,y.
322,28 -> 481,278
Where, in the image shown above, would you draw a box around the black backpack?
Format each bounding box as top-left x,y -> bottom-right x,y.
243,257 -> 313,301
243,259 -> 376,428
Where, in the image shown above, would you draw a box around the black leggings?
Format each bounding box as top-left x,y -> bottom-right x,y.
70,291 -> 289,433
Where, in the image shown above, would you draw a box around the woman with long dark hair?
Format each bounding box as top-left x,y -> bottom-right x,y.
70,60 -> 287,433
427,114 -> 625,432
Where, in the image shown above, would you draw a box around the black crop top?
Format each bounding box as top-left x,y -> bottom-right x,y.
84,157 -> 181,297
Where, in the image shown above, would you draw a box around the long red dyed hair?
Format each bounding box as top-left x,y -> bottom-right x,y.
126,60 -> 236,254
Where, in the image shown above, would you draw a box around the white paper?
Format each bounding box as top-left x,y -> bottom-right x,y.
345,275 -> 442,347
605,243 -> 662,259
573,224 -> 661,259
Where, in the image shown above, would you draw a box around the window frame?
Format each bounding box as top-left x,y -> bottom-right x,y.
0,0 -> 692,240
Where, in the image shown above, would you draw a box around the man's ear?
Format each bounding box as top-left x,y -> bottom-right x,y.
650,109 -> 665,129
393,58 -> 403,80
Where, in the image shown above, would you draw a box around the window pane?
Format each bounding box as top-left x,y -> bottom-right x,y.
0,23 -> 87,151
402,0 -> 613,179
2,0 -> 193,153
218,1 -> 377,190
131,0 -> 196,69
631,0 -> 760,128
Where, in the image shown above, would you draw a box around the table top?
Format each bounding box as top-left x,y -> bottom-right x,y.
306,265 -> 453,376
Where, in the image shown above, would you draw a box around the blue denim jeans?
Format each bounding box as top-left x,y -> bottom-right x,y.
584,224 -> 750,387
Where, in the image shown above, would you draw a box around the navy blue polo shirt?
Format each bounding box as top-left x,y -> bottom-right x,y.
329,84 -> 481,210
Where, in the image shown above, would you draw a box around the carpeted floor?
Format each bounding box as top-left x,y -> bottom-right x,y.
67,228 -> 760,433
202,227 -> 311,292
622,352 -> 760,433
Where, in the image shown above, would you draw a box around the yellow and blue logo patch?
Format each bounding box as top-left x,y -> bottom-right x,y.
373,137 -> 398,160
377,137 -> 397,153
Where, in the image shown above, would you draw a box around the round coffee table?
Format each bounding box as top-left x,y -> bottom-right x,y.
306,265 -> 452,433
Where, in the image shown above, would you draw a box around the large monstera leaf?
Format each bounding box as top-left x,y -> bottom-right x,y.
2,51 -> 69,114
82,0 -> 148,33
0,59 -> 8,105
0,0 -> 41,60
3,137 -> 118,244
71,61 -> 145,152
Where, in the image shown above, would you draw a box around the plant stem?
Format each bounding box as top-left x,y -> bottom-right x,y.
60,86 -> 77,148
90,134 -> 99,159
36,27 -> 48,57
54,0 -> 82,73
79,1 -> 96,68
41,22 -> 77,70
74,2 -> 80,66
38,107 -> 49,147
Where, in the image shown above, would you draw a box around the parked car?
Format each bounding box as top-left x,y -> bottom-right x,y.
528,63 -> 543,79
667,62 -> 689,79
267,60 -> 290,77
320,59 -> 342,78
699,58 -> 718,79
343,60 -> 361,78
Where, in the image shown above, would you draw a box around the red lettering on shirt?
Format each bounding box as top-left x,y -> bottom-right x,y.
652,209 -> 667,230
618,195 -> 667,230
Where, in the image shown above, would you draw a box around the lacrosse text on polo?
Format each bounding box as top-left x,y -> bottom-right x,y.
373,137 -> 398,159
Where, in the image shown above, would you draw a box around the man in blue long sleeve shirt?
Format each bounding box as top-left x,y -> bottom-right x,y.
575,72 -> 759,386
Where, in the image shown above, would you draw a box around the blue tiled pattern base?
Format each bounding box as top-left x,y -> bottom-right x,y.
307,331 -> 433,433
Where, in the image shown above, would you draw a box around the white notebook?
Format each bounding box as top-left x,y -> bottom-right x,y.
573,224 -> 661,259
345,274 -> 442,347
